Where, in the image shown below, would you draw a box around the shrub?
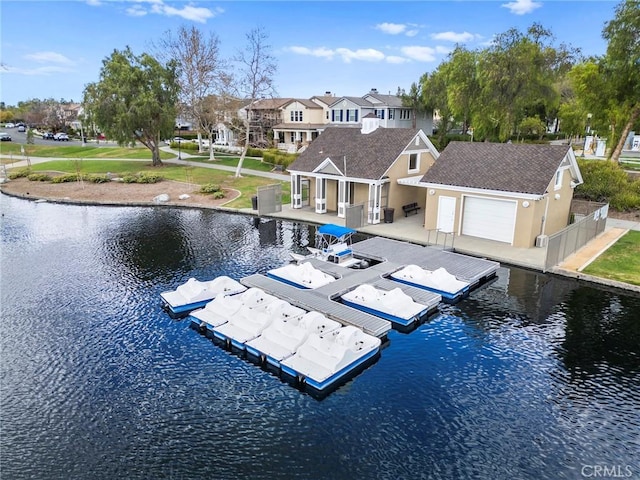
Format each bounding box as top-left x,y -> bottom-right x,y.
51,173 -> 82,183
213,191 -> 225,199
27,173 -> 52,182
121,172 -> 163,184
610,192 -> 640,211
199,183 -> 221,194
575,160 -> 629,202
86,174 -> 110,184
8,168 -> 31,179
246,147 -> 264,158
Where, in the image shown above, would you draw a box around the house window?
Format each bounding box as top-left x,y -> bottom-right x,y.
290,132 -> 295,143
326,111 -> 329,120
409,153 -> 419,172
347,109 -> 358,122
554,169 -> 563,190
400,109 -> 411,120
331,109 -> 344,122
375,109 -> 385,120
389,109 -> 395,120
290,110 -> 303,122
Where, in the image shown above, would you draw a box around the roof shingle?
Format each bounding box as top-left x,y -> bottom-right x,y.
288,127 -> 420,179
421,141 -> 572,195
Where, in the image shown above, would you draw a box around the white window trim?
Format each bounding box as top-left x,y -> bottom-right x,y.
408,153 -> 420,174
554,169 -> 564,191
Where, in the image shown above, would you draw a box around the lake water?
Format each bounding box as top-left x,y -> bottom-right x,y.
1,194 -> 639,480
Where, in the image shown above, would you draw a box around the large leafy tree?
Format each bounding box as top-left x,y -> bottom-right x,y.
83,47 -> 179,166
602,0 -> 640,162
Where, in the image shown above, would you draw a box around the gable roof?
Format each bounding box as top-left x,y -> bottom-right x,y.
311,95 -> 338,106
283,98 -> 322,109
250,98 -> 294,110
288,127 -> 420,179
421,141 -> 576,196
328,96 -> 374,108
363,93 -> 404,107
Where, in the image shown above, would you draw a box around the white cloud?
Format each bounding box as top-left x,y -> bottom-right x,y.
288,46 -> 385,63
1,64 -> 75,76
502,0 -> 542,15
375,23 -> 407,35
25,52 -> 76,66
336,48 -> 385,63
431,31 -> 476,43
85,0 -> 102,6
288,46 -> 334,60
400,46 -> 437,62
124,0 -> 223,23
386,56 -> 409,64
405,29 -> 419,38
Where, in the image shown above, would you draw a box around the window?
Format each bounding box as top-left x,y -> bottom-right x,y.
290,110 -> 303,122
409,153 -> 419,172
375,109 -> 385,120
388,109 -> 395,120
290,132 -> 295,143
347,109 -> 358,122
554,169 -> 563,190
332,109 -> 343,122
400,109 -> 411,120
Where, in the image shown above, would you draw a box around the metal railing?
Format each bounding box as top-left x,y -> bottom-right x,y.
425,229 -> 455,251
544,202 -> 609,271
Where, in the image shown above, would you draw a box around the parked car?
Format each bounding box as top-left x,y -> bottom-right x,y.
0,132 -> 12,141
54,133 -> 69,141
17,125 -> 26,132
42,132 -> 55,140
4,123 -> 15,128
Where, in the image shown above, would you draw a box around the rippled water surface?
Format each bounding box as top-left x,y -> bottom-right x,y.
1,194 -> 639,480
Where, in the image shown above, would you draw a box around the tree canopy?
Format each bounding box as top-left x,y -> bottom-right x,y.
83,47 -> 179,166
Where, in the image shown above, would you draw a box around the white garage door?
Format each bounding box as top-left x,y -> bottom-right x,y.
462,196 -> 516,244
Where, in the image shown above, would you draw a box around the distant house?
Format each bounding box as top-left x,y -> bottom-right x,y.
239,98 -> 293,147
271,99 -> 325,152
287,116 -> 439,224
405,142 -> 583,248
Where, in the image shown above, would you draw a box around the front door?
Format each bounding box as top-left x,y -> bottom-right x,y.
437,196 -> 456,233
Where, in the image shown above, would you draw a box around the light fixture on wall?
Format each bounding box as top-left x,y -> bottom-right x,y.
429,189 -> 435,195
555,193 -> 561,200
522,201 -> 530,208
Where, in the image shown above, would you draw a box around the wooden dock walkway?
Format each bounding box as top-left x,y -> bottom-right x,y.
239,236 -> 499,338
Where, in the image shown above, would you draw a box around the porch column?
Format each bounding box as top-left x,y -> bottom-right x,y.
315,177 -> 327,213
367,182 -> 381,224
337,180 -> 346,218
291,175 -> 302,209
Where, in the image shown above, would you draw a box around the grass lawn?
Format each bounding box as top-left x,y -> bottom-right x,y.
16,159 -> 290,209
0,143 -> 175,160
583,230 -> 640,286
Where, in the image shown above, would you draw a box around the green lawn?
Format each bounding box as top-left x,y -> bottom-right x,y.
583,230 -> 640,286
12,159 -> 290,209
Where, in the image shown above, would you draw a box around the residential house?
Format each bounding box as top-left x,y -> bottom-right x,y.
287,115 -> 439,224
239,98 -> 293,147
407,141 -> 583,248
272,99 -> 325,152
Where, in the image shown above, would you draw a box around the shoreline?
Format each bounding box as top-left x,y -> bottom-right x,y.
2,179 -> 639,295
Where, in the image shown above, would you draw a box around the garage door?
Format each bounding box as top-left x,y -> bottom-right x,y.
462,197 -> 516,244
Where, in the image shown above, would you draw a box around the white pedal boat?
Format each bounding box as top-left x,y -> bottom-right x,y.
189,293 -> 244,331
341,284 -> 434,327
280,325 -> 381,392
245,311 -> 341,368
267,262 -> 336,289
390,265 -> 470,303
160,275 -> 246,314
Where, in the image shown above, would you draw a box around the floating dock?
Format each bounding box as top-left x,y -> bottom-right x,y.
241,237 -> 500,338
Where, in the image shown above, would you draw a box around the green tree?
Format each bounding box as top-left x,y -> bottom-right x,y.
398,82 -> 422,129
420,69 -> 454,149
83,47 -> 179,166
602,0 -> 640,162
441,46 -> 479,135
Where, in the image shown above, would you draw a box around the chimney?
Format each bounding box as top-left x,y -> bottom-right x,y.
370,88 -> 378,94
325,91 -> 332,96
361,113 -> 380,134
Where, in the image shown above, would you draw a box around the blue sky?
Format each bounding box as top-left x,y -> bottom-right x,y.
0,0 -> 619,107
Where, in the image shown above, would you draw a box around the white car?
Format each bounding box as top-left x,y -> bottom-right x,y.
54,133 -> 69,141
5,123 -> 15,128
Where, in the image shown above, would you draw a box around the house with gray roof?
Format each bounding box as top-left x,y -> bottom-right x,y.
401,141 -> 584,247
287,116 -> 439,224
